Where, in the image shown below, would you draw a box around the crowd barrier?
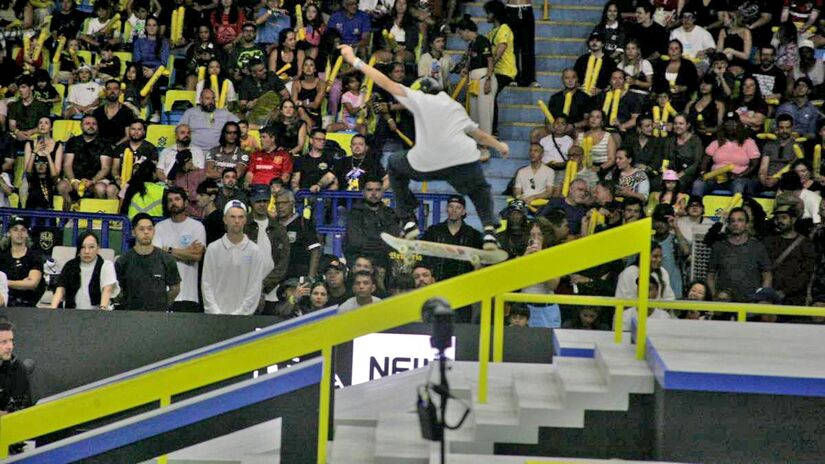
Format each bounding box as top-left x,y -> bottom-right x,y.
0,208 -> 133,254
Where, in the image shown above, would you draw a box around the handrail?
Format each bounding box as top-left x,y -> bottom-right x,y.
0,208 -> 133,253
0,219 -> 653,462
492,293 -> 825,364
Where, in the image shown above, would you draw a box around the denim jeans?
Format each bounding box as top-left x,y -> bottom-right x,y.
387,152 -> 498,228
528,303 -> 561,328
692,177 -> 754,196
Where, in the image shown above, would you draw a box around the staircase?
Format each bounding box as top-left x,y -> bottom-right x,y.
328,340 -> 654,463
422,0 -> 603,228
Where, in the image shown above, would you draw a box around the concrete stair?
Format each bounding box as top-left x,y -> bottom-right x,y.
329,343 -> 655,463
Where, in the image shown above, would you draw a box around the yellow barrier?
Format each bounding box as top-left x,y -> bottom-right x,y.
0,219 -> 654,460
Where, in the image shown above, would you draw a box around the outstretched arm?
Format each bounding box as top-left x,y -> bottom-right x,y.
469,128 -> 509,158
338,45 -> 405,97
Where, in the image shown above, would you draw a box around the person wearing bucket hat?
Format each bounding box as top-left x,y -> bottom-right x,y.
763,202 -> 816,306
421,194 -> 484,286
650,170 -> 689,215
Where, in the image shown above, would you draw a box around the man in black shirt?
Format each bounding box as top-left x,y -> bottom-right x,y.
214,167 -> 249,212
6,77 -> 49,170
116,213 -> 181,311
0,320 -> 32,421
751,45 -> 787,102
344,177 -> 399,270
421,195 -> 484,282
51,0 -> 87,42
196,179 -> 224,244
323,259 -> 351,306
628,4 -> 668,60
112,120 -> 158,186
238,60 -> 290,113
548,68 -> 592,130
59,115 -> 115,201
334,134 -> 387,191
573,32 -> 616,96
275,187 -> 322,279
291,128 -> 338,191
0,216 -> 44,308
92,80 -> 134,146
228,22 -> 267,81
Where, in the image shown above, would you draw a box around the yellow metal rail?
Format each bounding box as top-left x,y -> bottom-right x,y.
0,219 -> 654,461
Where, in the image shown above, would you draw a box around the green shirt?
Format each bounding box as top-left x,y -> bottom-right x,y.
8,99 -> 50,132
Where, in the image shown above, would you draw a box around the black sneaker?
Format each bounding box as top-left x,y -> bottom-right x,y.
482,228 -> 500,250
402,219 -> 419,239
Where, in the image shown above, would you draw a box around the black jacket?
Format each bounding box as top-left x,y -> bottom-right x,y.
344,202 -> 399,268
58,256 -> 104,309
0,356 -> 32,413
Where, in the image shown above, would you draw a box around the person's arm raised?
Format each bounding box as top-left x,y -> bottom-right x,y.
338,45 -> 404,97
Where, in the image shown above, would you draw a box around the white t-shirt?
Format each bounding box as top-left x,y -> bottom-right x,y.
67,81 -> 103,107
514,164 -> 554,198
338,295 -> 382,312
395,86 -> 480,172
0,271 -> 7,307
74,259 -> 119,310
157,146 -> 206,176
153,217 -> 207,303
202,235 -> 267,315
670,26 -> 715,60
800,189 -> 822,224
0,172 -> 11,207
539,134 -> 573,164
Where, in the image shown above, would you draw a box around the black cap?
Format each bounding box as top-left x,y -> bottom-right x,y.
652,203 -> 675,222
752,287 -> 782,304
687,195 -> 704,207
773,204 -> 798,217
447,194 -> 466,207
8,215 -> 29,229
588,31 -> 604,42
197,178 -> 219,195
325,260 -> 348,273
723,111 -> 739,123
250,184 -> 271,203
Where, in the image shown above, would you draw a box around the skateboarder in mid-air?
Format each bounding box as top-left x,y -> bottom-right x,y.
338,45 -> 509,250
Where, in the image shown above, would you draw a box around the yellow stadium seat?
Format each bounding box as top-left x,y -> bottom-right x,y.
162,90 -> 196,114
146,124 -> 176,150
77,198 -> 120,228
76,50 -> 93,66
113,51 -> 132,77
52,119 -> 81,142
325,131 -> 355,157
52,83 -> 65,116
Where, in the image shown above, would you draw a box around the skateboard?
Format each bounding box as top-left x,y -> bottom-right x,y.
381,233 -> 508,266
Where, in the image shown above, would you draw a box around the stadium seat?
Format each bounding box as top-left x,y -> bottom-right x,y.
113,51 -> 132,77
53,119 -> 81,142
163,90 -> 196,114
76,50 -> 94,66
52,83 -> 65,117
146,124 -> 176,150
77,198 -> 120,228
325,131 -> 355,157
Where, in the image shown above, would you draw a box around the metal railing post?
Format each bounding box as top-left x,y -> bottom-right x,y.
477,298 -> 492,404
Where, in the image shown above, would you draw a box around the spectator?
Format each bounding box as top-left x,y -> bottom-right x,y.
685,74 -> 726,144
80,2 -> 121,51
577,109 -> 617,174
25,134 -> 61,210
751,45 -> 787,102
622,115 -> 667,182
706,207 -> 772,301
246,185 -> 290,308
539,115 -> 574,193
179,88 -> 240,152
782,0 -> 821,30
412,265 -> 436,288
328,0 -> 371,52
665,114 -> 704,192
6,76 -> 49,165
651,204 -> 690,298
273,186 -> 322,279
548,69 -> 591,129
574,31 -> 616,97
293,57 -> 328,129
693,113 -> 760,196
508,304 -> 530,327
269,99 -> 309,156
153,187 -> 207,312
716,9 -> 753,76
422,194 -> 484,282
593,70 -> 644,134
539,178 -> 590,236
255,0 -> 291,49
615,244 -> 676,328
653,39 -> 699,112
169,150 -> 208,218
418,34 -> 453,92
122,161 -> 165,218
0,216 -> 44,308
563,306 -> 610,330
64,65 -> 102,119
351,255 -> 388,297
338,270 -> 382,312
23,116 -> 63,180
324,259 -> 351,306
778,171 -> 822,223
196,60 -> 239,111
759,114 -> 797,191
618,40 -> 654,97
211,0 -> 246,47
650,170 -> 689,215
733,76 -> 769,135
202,200 -> 269,315
132,16 -> 170,122
456,14 -> 496,147
196,179 -> 224,244
95,44 -> 123,81
92,80 -> 134,146
237,60 -> 291,119
60,115 -> 116,202
115,213 -> 181,311
629,4 -> 668,60
622,196 -> 646,224
246,126 -> 293,187
776,77 -> 820,138
592,1 -> 627,60
497,200 -> 531,259
485,0 -> 517,135
607,149 -> 650,202
707,53 -> 736,101
113,120 -> 158,184
792,159 -> 824,195
215,167 -> 249,211
184,27 -> 226,90
206,121 -> 249,180
333,134 -> 386,191
265,277 -> 312,319
304,281 -> 331,313
228,22 -> 267,81
763,204 -> 816,305
0,320 -> 32,422
521,216 -> 562,327
157,124 -> 206,183
793,40 -> 824,88
51,232 -> 120,310
344,177 -> 399,269
512,143 -> 554,204
288,130 -> 336,191
269,28 -> 302,80
51,0 -> 86,41
670,9 -> 716,62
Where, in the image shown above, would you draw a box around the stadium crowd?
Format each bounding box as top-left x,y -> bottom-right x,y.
0,0 -> 822,333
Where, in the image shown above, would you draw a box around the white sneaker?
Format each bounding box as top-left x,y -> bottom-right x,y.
402,220 -> 419,239
149,113 -> 161,123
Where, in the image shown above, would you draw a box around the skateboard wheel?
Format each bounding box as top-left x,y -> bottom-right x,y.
469,255 -> 481,265
399,245 -> 409,254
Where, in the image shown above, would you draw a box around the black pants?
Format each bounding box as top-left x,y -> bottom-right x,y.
506,5 -> 536,87
493,73 -> 514,135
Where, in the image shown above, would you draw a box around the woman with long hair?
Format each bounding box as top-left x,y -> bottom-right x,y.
607,148 -> 649,202
50,232 -> 119,310
792,159 -> 824,194
615,242 -> 675,329
184,25 -> 225,90
681,280 -> 710,320
649,170 -> 688,215
303,281 -> 331,313
269,28 -> 304,82
665,114 -> 704,192
693,115 -> 759,196
716,9 -> 752,75
299,3 -> 327,58
592,1 -> 627,60
133,16 -> 170,122
652,39 -> 698,112
195,59 -> 238,110
685,74 -> 726,144
577,109 -> 617,174
211,0 -> 245,47
269,99 -> 308,155
521,216 -> 562,327
618,40 -> 653,95
292,57 -> 327,129
377,0 -> 419,64
733,76 -> 768,135
121,160 -> 164,217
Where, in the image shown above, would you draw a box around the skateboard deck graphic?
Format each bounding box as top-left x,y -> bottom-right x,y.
381,233 -> 508,265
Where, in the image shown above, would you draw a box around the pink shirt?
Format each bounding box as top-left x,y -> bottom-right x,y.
706,139 -> 760,174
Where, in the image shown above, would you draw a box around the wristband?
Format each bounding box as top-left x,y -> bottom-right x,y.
353,58 -> 365,70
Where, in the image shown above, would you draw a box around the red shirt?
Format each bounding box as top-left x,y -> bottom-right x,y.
247,148 -> 293,186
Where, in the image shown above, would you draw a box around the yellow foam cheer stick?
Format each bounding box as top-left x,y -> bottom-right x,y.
725,193 -> 742,212
171,8 -> 180,42
275,63 -> 292,76
756,133 -> 777,140
217,79 -> 230,108
22,34 -> 31,59
609,89 -> 621,125
175,7 -> 185,41
121,148 -> 134,184
537,100 -> 554,124
210,74 -> 220,101
661,159 -> 670,173
356,55 -> 379,124
32,27 -> 49,61
814,145 -> 821,176
582,136 -> 593,168
703,163 -> 734,181
583,55 -> 595,92
563,90 -> 573,116
395,129 -> 414,147
52,36 -> 66,64
140,65 -> 166,97
652,106 -> 661,138
771,164 -> 792,179
794,144 -> 805,159
326,56 -> 343,85
295,5 -> 306,41
601,90 -> 614,114
119,82 -> 125,103
197,66 -> 206,83
451,76 -> 467,100
561,160 -> 578,197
